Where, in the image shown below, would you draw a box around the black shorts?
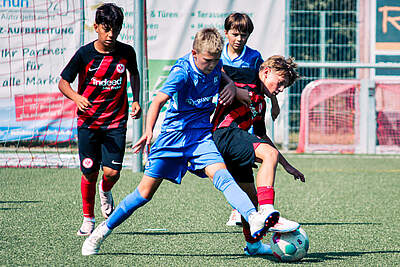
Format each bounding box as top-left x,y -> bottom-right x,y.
212,125 -> 268,183
78,127 -> 127,174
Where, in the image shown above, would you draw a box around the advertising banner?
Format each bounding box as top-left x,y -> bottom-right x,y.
0,0 -> 81,141
0,0 -> 285,143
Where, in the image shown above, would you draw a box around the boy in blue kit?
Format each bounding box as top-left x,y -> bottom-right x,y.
81,28 -> 280,256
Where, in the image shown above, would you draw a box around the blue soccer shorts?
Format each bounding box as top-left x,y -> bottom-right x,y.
144,129 -> 225,184
78,127 -> 126,174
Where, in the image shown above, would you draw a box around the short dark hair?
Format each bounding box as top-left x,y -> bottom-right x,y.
95,3 -> 124,31
224,13 -> 254,34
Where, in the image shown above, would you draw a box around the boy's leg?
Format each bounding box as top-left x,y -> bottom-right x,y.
107,175 -> 162,229
99,127 -> 126,218
78,171 -> 99,236
82,175 -> 162,255
77,127 -> 101,236
254,143 -> 300,233
237,182 -> 272,256
98,167 -> 119,219
204,163 -> 279,238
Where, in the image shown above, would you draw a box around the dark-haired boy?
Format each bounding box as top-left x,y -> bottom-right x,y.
58,3 -> 141,236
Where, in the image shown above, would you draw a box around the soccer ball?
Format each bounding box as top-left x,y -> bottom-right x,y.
270,227 -> 309,262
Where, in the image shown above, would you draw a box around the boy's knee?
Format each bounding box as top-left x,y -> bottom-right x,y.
258,144 -> 279,163
83,171 -> 99,182
103,168 -> 120,181
268,147 -> 279,162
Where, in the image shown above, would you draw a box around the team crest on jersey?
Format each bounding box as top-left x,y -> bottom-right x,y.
116,63 -> 125,73
82,158 -> 93,169
214,76 -> 218,84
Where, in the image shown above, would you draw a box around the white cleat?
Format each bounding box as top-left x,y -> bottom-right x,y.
249,210 -> 279,238
268,216 -> 300,233
82,221 -> 112,256
244,241 -> 273,256
77,218 -> 95,236
226,209 -> 242,226
99,180 -> 115,219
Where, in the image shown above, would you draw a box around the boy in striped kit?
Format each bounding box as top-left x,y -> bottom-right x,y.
58,3 -> 141,236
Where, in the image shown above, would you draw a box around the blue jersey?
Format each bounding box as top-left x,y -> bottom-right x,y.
160,53 -> 222,131
221,43 -> 263,71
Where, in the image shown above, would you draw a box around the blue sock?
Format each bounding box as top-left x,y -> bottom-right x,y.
213,169 -> 256,222
106,188 -> 149,229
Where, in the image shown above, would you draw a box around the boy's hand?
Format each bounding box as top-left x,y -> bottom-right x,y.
236,87 -> 251,107
130,101 -> 142,119
219,83 -> 236,106
73,95 -> 92,112
132,131 -> 152,154
284,165 -> 305,182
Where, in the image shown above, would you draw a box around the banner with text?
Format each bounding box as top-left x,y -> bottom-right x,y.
0,0 -> 81,142
0,0 -> 285,143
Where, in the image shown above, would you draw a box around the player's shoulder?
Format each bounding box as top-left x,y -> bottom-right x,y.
171,54 -> 191,76
77,41 -> 95,54
244,45 -> 262,59
115,41 -> 134,51
69,41 -> 95,62
114,41 -> 135,56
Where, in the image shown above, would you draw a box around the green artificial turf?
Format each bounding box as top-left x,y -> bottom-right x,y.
0,154 -> 399,266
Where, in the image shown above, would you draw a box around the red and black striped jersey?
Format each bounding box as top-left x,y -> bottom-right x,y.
212,65 -> 266,132
61,41 -> 138,129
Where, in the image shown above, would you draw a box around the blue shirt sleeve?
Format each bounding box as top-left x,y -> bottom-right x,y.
159,66 -> 187,97
255,51 -> 264,71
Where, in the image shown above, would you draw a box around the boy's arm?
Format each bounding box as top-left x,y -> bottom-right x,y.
132,91 -> 170,154
219,72 -> 236,106
130,73 -> 142,119
260,134 -> 305,182
58,78 -> 92,112
270,95 -> 280,121
219,72 -> 251,106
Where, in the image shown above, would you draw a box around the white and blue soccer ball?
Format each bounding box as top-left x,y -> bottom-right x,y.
270,227 -> 309,262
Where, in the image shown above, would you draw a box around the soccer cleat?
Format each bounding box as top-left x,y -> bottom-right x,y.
268,216 -> 300,233
244,241 -> 273,256
226,209 -> 243,226
99,180 -> 115,219
77,217 -> 95,236
249,210 -> 279,238
82,221 -> 112,255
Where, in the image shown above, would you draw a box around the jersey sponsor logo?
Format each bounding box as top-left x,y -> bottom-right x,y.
91,77 -> 123,90
116,63 -> 125,73
185,95 -> 213,106
82,158 -> 93,168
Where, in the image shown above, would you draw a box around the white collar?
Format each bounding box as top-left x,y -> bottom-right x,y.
189,53 -> 203,75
